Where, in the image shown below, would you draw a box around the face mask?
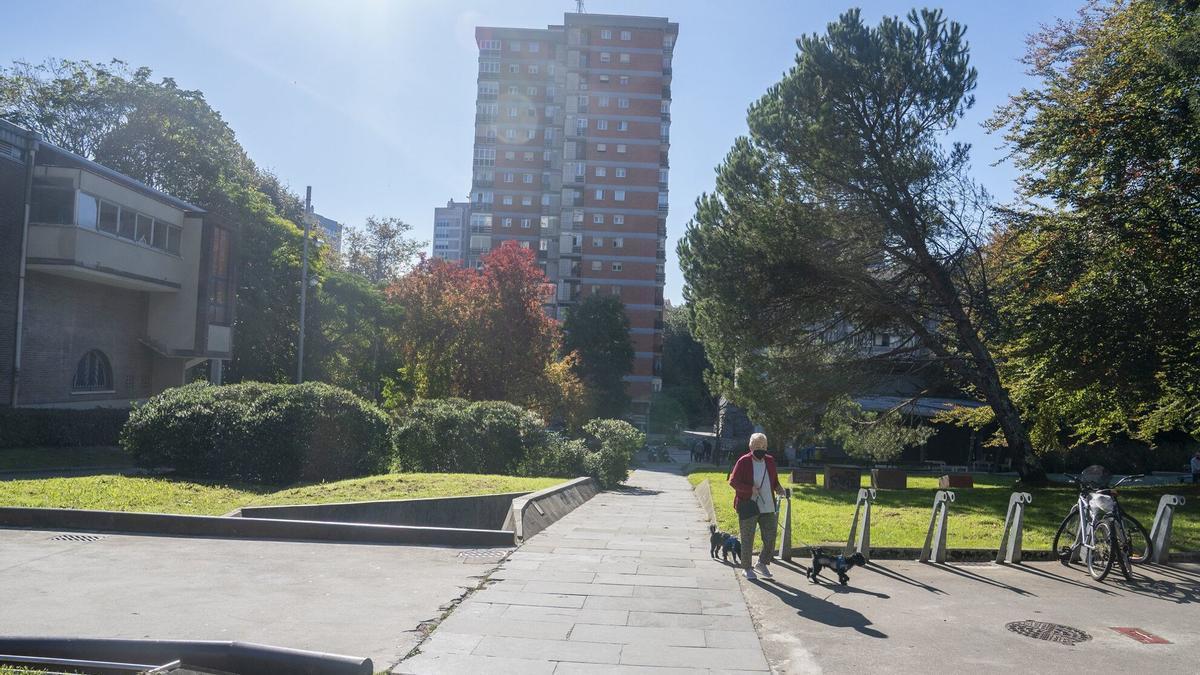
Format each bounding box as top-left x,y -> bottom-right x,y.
752,450 -> 766,459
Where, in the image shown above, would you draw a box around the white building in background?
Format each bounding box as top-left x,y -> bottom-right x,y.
432,199 -> 468,262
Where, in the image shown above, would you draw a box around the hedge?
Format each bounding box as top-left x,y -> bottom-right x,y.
121,381 -> 392,484
0,407 -> 128,449
392,399 -> 549,475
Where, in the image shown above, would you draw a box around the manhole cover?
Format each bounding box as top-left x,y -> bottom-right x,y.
50,533 -> 106,543
1006,620 -> 1092,645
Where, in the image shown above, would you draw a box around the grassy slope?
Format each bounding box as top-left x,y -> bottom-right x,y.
0,473 -> 566,516
689,470 -> 1199,552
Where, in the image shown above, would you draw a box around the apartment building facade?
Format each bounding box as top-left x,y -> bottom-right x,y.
468,12 -> 677,424
431,199 -> 468,262
0,120 -> 235,408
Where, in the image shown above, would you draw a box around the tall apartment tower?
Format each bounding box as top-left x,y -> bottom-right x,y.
432,199 -> 468,262
468,13 -> 677,426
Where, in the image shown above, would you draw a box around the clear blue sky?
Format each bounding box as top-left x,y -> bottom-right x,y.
1,0 -> 1081,303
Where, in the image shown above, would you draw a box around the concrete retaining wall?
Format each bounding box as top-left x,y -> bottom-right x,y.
0,507 -> 515,547
504,477 -> 599,542
236,492 -> 527,530
693,479 -> 717,524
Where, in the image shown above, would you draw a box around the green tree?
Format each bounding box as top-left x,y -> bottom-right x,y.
986,0 -> 1200,451
660,303 -> 717,430
562,295 -> 634,419
678,9 -> 1045,481
822,396 -> 934,464
340,216 -> 424,285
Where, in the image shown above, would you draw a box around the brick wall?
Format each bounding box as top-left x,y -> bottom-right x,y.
0,156 -> 25,406
19,271 -> 153,405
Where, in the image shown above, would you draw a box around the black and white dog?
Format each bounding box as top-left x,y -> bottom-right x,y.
708,524 -> 742,564
807,549 -> 866,585
708,524 -> 724,559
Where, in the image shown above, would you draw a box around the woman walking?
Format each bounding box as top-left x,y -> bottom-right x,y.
729,433 -> 785,580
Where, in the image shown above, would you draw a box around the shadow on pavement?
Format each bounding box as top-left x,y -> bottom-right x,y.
927,562 -> 1036,597
1007,562 -> 1121,596
861,562 -> 946,595
608,485 -> 664,496
753,578 -> 888,638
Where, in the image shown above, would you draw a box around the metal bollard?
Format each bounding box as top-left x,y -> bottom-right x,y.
996,492 -> 1033,564
777,488 -> 793,561
1148,494 -> 1186,564
919,490 -> 955,563
844,488 -> 876,561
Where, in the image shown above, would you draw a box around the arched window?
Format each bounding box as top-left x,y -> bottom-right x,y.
72,350 -> 113,392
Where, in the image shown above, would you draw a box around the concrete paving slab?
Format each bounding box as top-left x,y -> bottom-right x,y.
0,528 -> 504,670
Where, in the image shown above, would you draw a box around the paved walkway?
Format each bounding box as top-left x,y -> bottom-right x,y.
397,464 -> 769,674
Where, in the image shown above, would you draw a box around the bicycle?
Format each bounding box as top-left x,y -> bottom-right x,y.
1051,467 -> 1152,582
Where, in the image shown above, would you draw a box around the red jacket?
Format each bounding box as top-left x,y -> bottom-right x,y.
728,452 -> 783,509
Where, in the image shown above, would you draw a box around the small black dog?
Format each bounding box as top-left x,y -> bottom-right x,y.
807,549 -> 866,585
708,524 -> 724,559
722,534 -> 742,565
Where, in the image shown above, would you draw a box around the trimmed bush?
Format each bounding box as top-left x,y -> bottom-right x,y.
392,399 -> 548,475
121,381 -> 392,484
0,408 -> 128,449
516,432 -> 589,478
583,419 -> 644,488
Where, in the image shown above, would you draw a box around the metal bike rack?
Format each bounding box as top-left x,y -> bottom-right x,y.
844,488 -> 876,561
919,490 -> 955,563
996,492 -> 1032,564
1148,494 -> 1186,564
777,488 -> 793,561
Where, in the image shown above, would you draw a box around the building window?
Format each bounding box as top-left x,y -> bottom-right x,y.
593,214 -> 604,224
524,151 -> 535,160
522,196 -> 533,205
601,29 -> 612,40
508,85 -> 519,95
618,121 -> 629,132
510,41 -> 521,51
592,285 -> 600,295
612,262 -> 623,272
527,86 -> 537,96
616,144 -> 627,154
599,96 -> 610,107
619,53 -> 630,64
599,74 -> 610,83
597,143 -> 607,152
503,196 -> 513,205
539,238 -> 550,251
528,64 -> 539,74
613,214 -> 625,225
480,61 -> 500,73
618,98 -> 630,109
72,349 -> 113,393
519,241 -> 531,249
503,217 -> 513,227
600,52 -> 611,63
521,218 -> 532,228
75,192 -> 98,229
615,190 -> 626,201
620,30 -> 631,41
508,106 -> 518,118
30,179 -> 75,224
597,119 -> 608,130
612,285 -> 621,296
509,63 -> 520,74
595,189 -> 604,200
593,237 -> 604,246
523,173 -> 533,184
615,167 -> 627,178
504,172 -> 514,182
98,200 -> 118,234
503,151 -> 515,160
592,260 -> 602,271
595,166 -> 607,177
207,225 -> 233,325
526,129 -> 536,139
619,75 -> 629,86
529,42 -> 540,52
659,168 -> 669,183
613,237 -> 624,248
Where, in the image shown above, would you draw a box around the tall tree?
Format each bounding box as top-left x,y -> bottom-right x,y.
660,303 -> 717,429
986,0 -> 1200,449
562,295 -> 634,419
678,10 -> 1045,480
340,216 -> 424,285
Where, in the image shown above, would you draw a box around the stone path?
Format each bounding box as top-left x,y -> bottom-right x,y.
396,464 -> 769,674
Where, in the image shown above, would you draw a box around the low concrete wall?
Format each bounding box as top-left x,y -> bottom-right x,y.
505,477 -> 599,542
0,637 -> 370,675
236,492 -> 527,530
0,507 -> 515,547
693,479 -> 717,523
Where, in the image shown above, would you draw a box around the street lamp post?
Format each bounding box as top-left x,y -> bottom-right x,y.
297,185 -> 312,384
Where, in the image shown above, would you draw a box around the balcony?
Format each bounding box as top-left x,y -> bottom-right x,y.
473,178 -> 494,187
561,245 -> 582,258
478,92 -> 498,101
479,72 -> 499,81
662,86 -> 671,98
657,204 -> 669,214
657,224 -> 667,237
660,135 -> 670,144
476,113 -> 497,123
656,249 -> 666,261
663,67 -> 672,77
474,136 -> 496,146
658,181 -> 669,189
660,112 -> 671,122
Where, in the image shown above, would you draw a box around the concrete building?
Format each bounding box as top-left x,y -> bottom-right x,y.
431,199 -> 468,262
311,212 -> 343,254
0,120 -> 235,408
468,12 -> 677,425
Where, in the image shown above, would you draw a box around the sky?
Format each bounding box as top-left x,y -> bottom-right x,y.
0,0 -> 1084,303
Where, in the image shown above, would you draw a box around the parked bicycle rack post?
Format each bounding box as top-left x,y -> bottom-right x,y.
777,488 -> 793,561
919,490 -> 955,563
1148,494 -> 1186,564
996,492 -> 1032,564
844,488 -> 877,561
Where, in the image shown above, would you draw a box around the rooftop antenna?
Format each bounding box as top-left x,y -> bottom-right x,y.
575,0 -> 586,13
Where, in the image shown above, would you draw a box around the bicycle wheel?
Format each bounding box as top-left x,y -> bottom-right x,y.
1088,518 -> 1116,582
1121,513 -> 1152,564
1051,507 -> 1080,565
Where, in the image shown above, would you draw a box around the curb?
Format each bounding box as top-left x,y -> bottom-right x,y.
505,477 -> 599,542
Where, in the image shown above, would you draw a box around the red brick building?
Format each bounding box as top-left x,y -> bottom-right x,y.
467,13 -> 677,426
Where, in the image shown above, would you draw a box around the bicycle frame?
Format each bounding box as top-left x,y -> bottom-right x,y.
1065,474 -> 1141,561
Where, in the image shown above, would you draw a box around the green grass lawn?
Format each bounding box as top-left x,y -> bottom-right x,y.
689,469 -> 1199,553
0,446 -> 134,472
0,473 -> 566,516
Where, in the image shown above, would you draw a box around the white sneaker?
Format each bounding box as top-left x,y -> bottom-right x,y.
744,568 -> 757,580
754,563 -> 773,578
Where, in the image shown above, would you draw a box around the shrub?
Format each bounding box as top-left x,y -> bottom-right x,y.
0,408 -> 129,449
515,432 -> 588,478
121,381 -> 392,484
582,418 -> 644,488
392,399 -> 548,474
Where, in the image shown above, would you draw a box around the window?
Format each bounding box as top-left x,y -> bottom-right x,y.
661,99 -> 671,113
611,262 -> 623,272
659,168 -> 669,183
31,179 -> 74,224
591,260 -> 602,271
152,220 -> 168,249
591,285 -> 600,295
504,172 -> 514,183
503,196 -> 513,205
505,129 -> 516,141
510,41 -> 522,51
612,285 -> 621,296
613,214 -> 625,225
619,75 -> 629,86
528,64 -> 539,74
529,42 -> 540,52
75,192 -> 98,229
522,196 -> 532,205
98,200 -> 118,234
577,117 -> 588,132
617,121 -> 628,132
72,349 -> 112,392
524,151 -> 534,161
508,85 -> 519,95
620,30 -> 631,40
664,35 -> 674,49
597,143 -> 607,152
508,63 -> 520,73
599,96 -> 610,107
480,39 -> 501,50
595,189 -> 604,200
508,106 -> 518,118
595,166 -> 607,177
503,217 -> 513,228
504,151 -> 515,160
541,194 -> 552,206
539,238 -> 550,251
593,214 -> 604,224
615,190 -> 626,201
616,144 -> 627,154
134,214 -> 153,244
519,241 -> 530,249
593,236 -> 604,246
548,63 -> 556,76
597,119 -> 608,130
613,237 -> 624,248
615,167 -> 627,178
521,218 -> 532,228
526,129 -> 536,140
522,173 -> 533,184
619,53 -> 630,64
599,74 -> 610,83
527,86 -> 537,96
601,29 -> 612,39
480,61 -> 500,73
600,52 -> 611,64
618,98 -> 629,109
207,226 -> 233,325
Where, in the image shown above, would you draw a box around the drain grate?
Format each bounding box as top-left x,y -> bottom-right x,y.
456,548 -> 510,564
1006,620 -> 1091,646
50,533 -> 106,543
